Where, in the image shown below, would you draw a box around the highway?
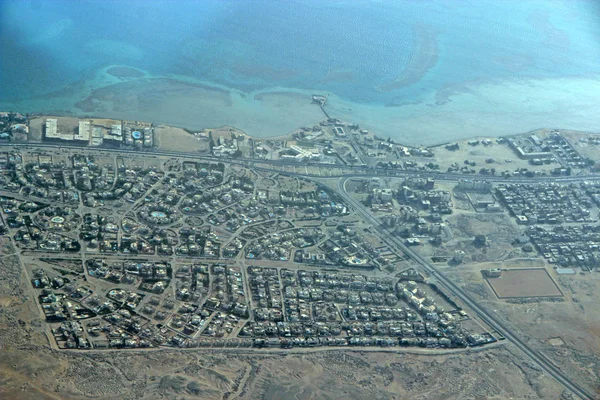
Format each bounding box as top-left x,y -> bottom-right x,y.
0,142 -> 597,184
336,176 -> 595,400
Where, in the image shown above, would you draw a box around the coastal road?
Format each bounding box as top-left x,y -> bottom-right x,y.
336,176 -> 595,400
0,142 -> 597,185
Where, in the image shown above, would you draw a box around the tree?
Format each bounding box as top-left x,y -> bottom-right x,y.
522,244 -> 534,252
474,234 -> 487,247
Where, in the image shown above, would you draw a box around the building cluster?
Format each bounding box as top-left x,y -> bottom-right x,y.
174,264 -> 209,302
0,144 -> 501,352
168,264 -> 248,339
279,189 -> 348,216
0,111 -> 28,141
176,226 -> 221,257
251,118 -> 432,168
314,225 -> 382,268
44,118 -> 153,148
77,262 -> 251,348
397,177 -> 452,213
507,130 -> 591,170
123,120 -> 153,147
212,135 -> 240,157
369,177 -> 395,212
577,134 -> 600,146
242,268 -> 492,349
294,222 -> 399,269
527,225 -> 600,271
53,321 -> 91,349
457,179 -> 494,192
278,121 -> 351,164
5,153 -> 80,203
507,134 -> 554,160
78,157 -> 162,205
495,183 -> 594,225
183,184 -> 251,218
279,144 -> 322,162
206,201 -> 265,232
33,269 -> 91,322
5,152 -> 166,208
34,206 -> 80,232
82,213 -> 117,253
292,126 -> 326,144
87,259 -> 172,294
2,196 -> 80,252
239,219 -> 294,241
493,181 -> 600,271
544,130 -> 592,168
246,228 -> 324,261
138,204 -> 181,225
28,269 -> 99,349
369,178 -> 451,246
0,151 -> 22,189
0,147 -> 357,262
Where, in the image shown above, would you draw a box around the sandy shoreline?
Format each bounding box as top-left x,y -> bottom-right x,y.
2,66 -> 600,147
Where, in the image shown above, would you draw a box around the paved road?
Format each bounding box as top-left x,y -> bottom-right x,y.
336,177 -> 595,400
0,142 -> 597,184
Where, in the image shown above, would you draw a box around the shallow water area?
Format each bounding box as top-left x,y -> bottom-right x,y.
1,0 -> 600,145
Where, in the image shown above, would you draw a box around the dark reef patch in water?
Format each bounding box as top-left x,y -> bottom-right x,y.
107,66 -> 145,79
377,23 -> 440,92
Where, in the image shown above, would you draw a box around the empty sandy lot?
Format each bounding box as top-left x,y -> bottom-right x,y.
486,268 -> 563,298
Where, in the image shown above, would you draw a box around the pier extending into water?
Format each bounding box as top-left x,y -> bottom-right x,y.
312,94 -> 330,119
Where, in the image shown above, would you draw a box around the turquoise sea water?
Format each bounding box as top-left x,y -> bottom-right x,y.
1,0 -> 600,144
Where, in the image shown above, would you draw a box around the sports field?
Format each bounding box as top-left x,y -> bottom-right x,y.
486,268 -> 563,299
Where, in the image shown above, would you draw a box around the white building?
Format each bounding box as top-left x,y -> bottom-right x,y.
45,119 -> 61,139
75,121 -> 91,141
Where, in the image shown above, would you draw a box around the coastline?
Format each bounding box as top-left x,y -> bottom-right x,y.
324,75 -> 600,146
2,65 -> 600,147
